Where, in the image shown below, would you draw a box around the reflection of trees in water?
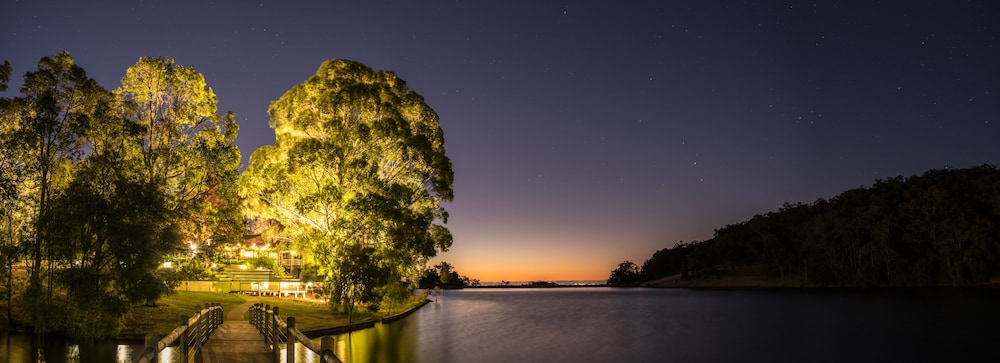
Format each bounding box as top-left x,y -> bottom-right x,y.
333,316 -> 419,363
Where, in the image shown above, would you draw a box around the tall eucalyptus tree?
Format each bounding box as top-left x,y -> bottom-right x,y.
117,57 -> 243,248
0,51 -> 110,331
240,59 -> 454,311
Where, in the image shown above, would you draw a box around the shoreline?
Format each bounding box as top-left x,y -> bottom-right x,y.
1,295 -> 435,343
299,299 -> 431,339
464,284 -> 607,289
635,266 -> 1000,289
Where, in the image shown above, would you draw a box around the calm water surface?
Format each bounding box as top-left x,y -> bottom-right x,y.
3,288 -> 999,362
325,288 -> 1000,363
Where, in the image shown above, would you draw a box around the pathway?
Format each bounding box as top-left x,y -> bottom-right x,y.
197,301 -> 274,363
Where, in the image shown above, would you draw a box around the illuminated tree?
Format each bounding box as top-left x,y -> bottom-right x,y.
438,261 -> 452,285
0,53 -> 224,337
0,60 -> 26,323
0,61 -> 23,239
240,59 -> 454,309
4,52 -> 103,322
116,57 -> 243,248
43,147 -> 179,338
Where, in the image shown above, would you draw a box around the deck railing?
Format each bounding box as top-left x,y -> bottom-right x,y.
134,303 -> 224,363
249,303 -> 344,363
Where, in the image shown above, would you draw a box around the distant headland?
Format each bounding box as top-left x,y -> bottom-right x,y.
609,165 -> 1000,289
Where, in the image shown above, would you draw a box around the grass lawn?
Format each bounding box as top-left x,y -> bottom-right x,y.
244,295 -> 428,331
123,291 -> 247,336
241,295 -> 359,331
123,291 -> 428,336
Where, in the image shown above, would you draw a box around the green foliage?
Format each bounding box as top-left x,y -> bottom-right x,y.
438,261 -> 452,285
631,165 -> 1000,287
41,139 -> 179,336
0,58 -> 28,321
246,256 -> 286,278
328,244 -> 390,321
240,59 -> 455,312
116,56 -> 243,247
174,258 -> 211,280
124,290 -> 247,336
4,51 -> 110,332
0,52 -> 242,338
378,281 -> 412,314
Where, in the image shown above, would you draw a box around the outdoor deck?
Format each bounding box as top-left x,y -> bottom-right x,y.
198,302 -> 273,363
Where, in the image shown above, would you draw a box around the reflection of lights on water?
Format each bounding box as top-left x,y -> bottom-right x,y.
158,347 -> 175,363
337,339 -> 348,361
116,345 -> 130,363
66,344 -> 79,360
306,346 -> 320,363
283,343 -> 319,363
280,343 -> 321,363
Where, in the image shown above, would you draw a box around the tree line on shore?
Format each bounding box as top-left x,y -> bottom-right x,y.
610,165 -> 1000,287
417,261 -> 480,289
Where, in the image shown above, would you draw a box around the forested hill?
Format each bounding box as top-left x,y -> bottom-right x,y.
610,165 -> 1000,287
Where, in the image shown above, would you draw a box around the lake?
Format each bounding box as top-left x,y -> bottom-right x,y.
325,287 -> 1000,363
3,287 -> 999,362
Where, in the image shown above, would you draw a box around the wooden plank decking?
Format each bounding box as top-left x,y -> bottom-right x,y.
198,302 -> 274,363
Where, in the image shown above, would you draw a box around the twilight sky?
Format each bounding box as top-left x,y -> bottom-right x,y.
3,1 -> 998,282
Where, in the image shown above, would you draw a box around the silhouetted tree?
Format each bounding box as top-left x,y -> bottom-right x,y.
607,260 -> 641,285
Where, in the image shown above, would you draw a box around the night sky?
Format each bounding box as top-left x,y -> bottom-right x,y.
3,1 -> 998,281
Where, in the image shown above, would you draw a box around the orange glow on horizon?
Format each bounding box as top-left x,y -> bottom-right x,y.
430,218 -> 662,284
430,245 -> 636,283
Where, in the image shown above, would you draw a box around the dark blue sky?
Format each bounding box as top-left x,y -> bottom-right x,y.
3,1 -> 998,280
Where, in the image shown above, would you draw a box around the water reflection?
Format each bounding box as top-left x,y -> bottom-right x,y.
0,331 -> 144,363
5,289 -> 1000,363
319,288 -> 1000,363
326,317 -> 418,363
279,343 -> 321,363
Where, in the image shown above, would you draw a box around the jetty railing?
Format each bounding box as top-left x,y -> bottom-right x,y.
249,303 -> 344,363
134,303 -> 224,363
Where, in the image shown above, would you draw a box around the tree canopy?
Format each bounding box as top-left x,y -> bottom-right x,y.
0,52 -> 240,338
240,59 -> 454,312
1,54 -> 452,338
617,165 -> 1000,288
117,57 -> 243,247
